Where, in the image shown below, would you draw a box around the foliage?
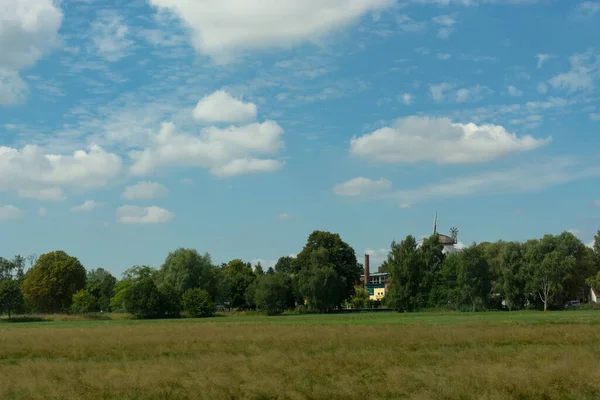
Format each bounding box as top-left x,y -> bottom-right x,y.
21,251 -> 86,313
222,259 -> 256,309
386,235 -> 423,312
110,279 -> 133,312
158,283 -> 182,318
71,290 -> 97,313
156,248 -> 216,298
456,244 -> 491,312
348,288 -> 370,309
294,231 -> 360,312
0,279 -> 24,319
254,274 -> 288,315
274,256 -> 293,274
123,276 -> 164,319
183,288 -> 215,318
86,268 -> 116,312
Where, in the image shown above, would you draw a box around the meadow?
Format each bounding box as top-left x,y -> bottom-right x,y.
2,311 -> 600,400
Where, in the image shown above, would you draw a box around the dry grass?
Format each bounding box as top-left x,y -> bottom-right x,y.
1,311 -> 600,399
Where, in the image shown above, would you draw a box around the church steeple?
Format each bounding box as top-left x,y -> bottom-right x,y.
433,211 -> 438,234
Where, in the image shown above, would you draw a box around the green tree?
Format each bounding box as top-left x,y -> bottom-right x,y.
386,235 -> 423,312
109,265 -> 156,312
86,268 -> 117,312
222,259 -> 256,309
294,230 -> 360,312
158,283 -> 181,318
21,251 -> 86,313
71,289 -> 97,313
498,242 -> 527,310
254,262 -> 265,277
524,233 -> 577,311
123,276 -> 164,319
0,280 -> 24,319
156,248 -> 216,297
274,256 -> 293,274
457,244 -> 491,312
348,287 -> 370,309
183,288 -> 215,318
419,233 -> 446,307
254,274 -> 288,315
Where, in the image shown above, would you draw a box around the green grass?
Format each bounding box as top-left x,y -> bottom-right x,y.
1,311 -> 600,399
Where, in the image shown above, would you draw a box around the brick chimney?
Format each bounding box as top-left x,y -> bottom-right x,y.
364,254 -> 370,290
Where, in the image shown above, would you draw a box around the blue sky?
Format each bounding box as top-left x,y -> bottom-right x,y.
1,0 -> 599,276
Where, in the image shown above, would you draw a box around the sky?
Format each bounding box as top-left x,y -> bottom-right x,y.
0,0 -> 599,276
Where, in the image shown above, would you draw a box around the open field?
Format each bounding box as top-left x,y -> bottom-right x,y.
2,311 -> 600,399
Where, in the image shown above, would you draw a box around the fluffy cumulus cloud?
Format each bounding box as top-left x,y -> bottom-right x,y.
0,205 -> 26,220
0,144 -> 123,200
193,90 -> 257,124
349,116 -> 550,164
129,119 -> 285,178
71,200 -> 103,212
332,177 -> 392,196
122,181 -> 168,200
117,205 -> 174,224
147,0 -> 393,63
0,0 -> 63,103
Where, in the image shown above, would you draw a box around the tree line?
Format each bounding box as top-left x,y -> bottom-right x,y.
1,229 -> 599,319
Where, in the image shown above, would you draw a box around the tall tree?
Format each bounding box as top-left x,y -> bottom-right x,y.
86,268 -> 117,312
254,262 -> 265,277
0,280 -> 24,319
222,259 -> 256,309
457,244 -> 491,312
293,230 -> 360,312
386,236 -> 423,311
156,248 -> 215,296
254,274 -> 288,315
274,256 -> 293,274
419,233 -> 446,307
21,251 -> 86,313
498,242 -> 527,311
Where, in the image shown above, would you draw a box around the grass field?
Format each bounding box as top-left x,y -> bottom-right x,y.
2,311 -> 600,399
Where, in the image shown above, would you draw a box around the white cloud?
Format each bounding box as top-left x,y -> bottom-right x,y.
122,181 -> 168,200
0,205 -> 25,220
250,258 -> 278,270
567,228 -> 581,235
437,53 -> 452,60
18,187 -> 66,202
180,178 -> 194,185
89,10 -> 134,62
350,116 -> 549,164
332,177 -> 393,196
71,200 -> 103,212
335,159 -> 600,206
396,14 -> 428,32
429,83 -> 491,103
548,51 -> 600,93
38,207 -> 47,217
507,85 -> 523,96
537,82 -> 549,94
590,113 -> 600,121
432,14 -> 456,39
129,120 -> 285,178
0,144 -> 122,199
193,90 -> 257,124
0,71 -> 29,105
536,53 -> 552,68
117,205 -> 174,224
0,0 -> 63,104
429,83 -> 455,102
399,93 -> 414,105
148,0 -> 394,63
277,213 -> 292,220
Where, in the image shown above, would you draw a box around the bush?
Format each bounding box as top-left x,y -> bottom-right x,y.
254,274 -> 288,315
71,290 -> 97,313
123,277 -> 164,319
183,288 -> 215,318
158,283 -> 181,318
579,302 -> 600,311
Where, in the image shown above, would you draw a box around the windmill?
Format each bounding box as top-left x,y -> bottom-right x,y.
449,226 -> 459,244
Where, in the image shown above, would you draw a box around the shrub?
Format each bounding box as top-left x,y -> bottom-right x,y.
254,274 -> 288,315
123,277 -> 163,319
71,290 -> 97,313
183,288 -> 215,318
158,283 -> 181,318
